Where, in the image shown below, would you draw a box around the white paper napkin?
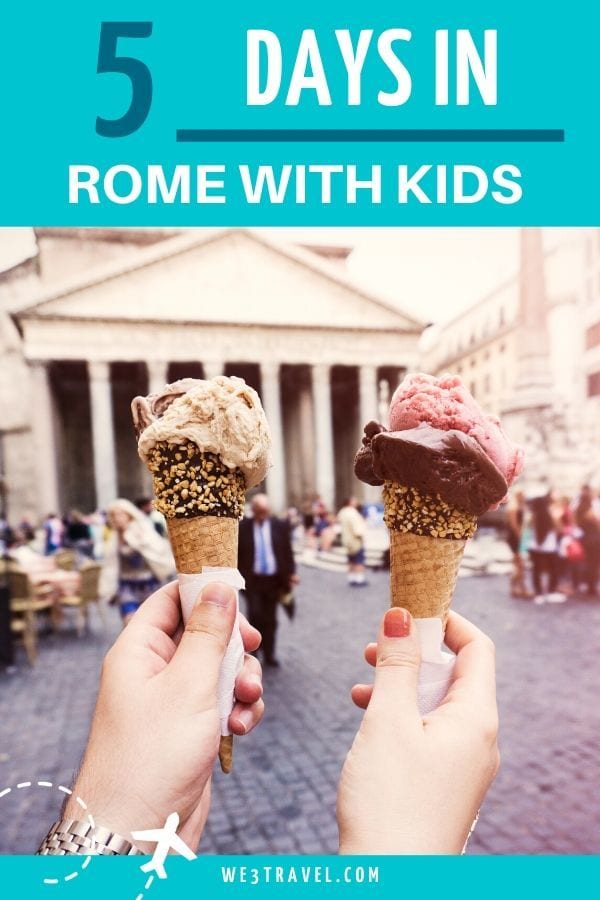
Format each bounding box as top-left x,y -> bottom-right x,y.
178,568 -> 245,736
415,617 -> 455,716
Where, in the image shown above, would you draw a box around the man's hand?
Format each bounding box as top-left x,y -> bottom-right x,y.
65,581 -> 264,850
289,574 -> 300,586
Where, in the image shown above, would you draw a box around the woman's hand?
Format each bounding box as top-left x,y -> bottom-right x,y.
65,581 -> 264,851
337,608 -> 499,855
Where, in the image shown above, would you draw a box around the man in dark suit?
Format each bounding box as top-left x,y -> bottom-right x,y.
238,494 -> 298,667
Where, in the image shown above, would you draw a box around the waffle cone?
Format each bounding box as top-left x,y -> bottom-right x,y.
389,530 -> 466,623
166,515 -> 238,573
166,514 -> 238,773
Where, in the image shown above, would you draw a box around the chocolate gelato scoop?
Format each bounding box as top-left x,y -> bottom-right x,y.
354,421 -> 508,517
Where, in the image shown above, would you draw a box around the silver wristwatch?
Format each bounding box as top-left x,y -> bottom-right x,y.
37,818 -> 143,856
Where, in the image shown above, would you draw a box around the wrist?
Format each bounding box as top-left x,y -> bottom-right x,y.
338,826 -> 464,856
64,774 -> 160,854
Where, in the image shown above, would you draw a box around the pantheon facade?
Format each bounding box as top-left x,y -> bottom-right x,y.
0,228 -> 422,520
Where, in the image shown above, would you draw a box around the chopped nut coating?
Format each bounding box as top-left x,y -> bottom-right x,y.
383,481 -> 476,541
147,442 -> 246,519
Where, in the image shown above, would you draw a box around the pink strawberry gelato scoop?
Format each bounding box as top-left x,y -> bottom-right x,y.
389,373 -> 523,492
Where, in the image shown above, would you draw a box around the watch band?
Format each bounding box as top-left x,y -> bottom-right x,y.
37,818 -> 143,856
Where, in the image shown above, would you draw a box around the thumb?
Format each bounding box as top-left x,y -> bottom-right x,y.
169,582 -> 237,706
367,607 -> 421,720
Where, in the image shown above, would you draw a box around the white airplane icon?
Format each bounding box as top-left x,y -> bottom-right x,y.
132,812 -> 197,879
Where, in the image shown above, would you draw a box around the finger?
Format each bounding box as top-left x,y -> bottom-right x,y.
168,582 -> 236,703
234,653 -> 263,704
124,580 -> 182,638
367,608 -> 421,724
229,697 -> 265,735
239,613 -> 262,653
364,642 -> 377,667
351,683 -> 373,710
436,611 -> 497,712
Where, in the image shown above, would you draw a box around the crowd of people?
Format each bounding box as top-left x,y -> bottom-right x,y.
506,485 -> 600,603
2,482 -> 599,675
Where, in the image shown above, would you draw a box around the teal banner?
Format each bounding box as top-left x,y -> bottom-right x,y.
0,0 -> 598,224
2,855 -> 600,900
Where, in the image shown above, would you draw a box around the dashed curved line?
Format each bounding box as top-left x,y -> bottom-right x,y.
0,780 -> 95,886
2,778 -> 156,900
136,866 -> 155,900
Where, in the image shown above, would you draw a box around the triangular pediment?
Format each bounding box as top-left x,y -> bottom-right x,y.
17,230 -> 422,333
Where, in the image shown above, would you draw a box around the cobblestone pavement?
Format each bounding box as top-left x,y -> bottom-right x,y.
1,567 -> 599,855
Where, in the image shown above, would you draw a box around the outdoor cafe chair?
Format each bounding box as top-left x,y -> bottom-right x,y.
59,562 -> 104,637
8,568 -> 56,666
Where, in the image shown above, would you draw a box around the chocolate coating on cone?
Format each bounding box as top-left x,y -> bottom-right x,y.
383,482 -> 476,541
355,422 -> 507,517
149,443 -> 245,520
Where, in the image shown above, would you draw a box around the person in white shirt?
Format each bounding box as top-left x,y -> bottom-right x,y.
338,498 -> 368,587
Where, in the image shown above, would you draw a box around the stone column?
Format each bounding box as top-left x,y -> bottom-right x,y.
298,383 -> 316,499
146,360 -> 169,395
203,359 -> 224,380
260,362 -> 286,512
358,364 -> 380,503
358,364 -> 378,431
29,361 -> 60,516
311,364 -> 335,510
88,361 -> 118,509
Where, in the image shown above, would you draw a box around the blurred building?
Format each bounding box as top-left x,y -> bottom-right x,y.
583,231 -> 600,448
0,228 -> 422,521
422,229 -> 600,491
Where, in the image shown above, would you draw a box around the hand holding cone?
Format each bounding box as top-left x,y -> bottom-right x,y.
132,376 -> 272,772
355,373 -> 523,634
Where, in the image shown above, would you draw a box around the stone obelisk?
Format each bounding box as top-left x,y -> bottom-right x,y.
502,229 -> 555,490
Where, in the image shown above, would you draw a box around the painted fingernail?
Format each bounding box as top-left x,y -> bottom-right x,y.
235,708 -> 254,733
199,583 -> 235,608
384,607 -> 411,638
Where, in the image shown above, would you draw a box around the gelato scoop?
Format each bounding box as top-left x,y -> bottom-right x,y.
132,375 -> 272,490
354,421 -> 508,518
389,372 -> 523,489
